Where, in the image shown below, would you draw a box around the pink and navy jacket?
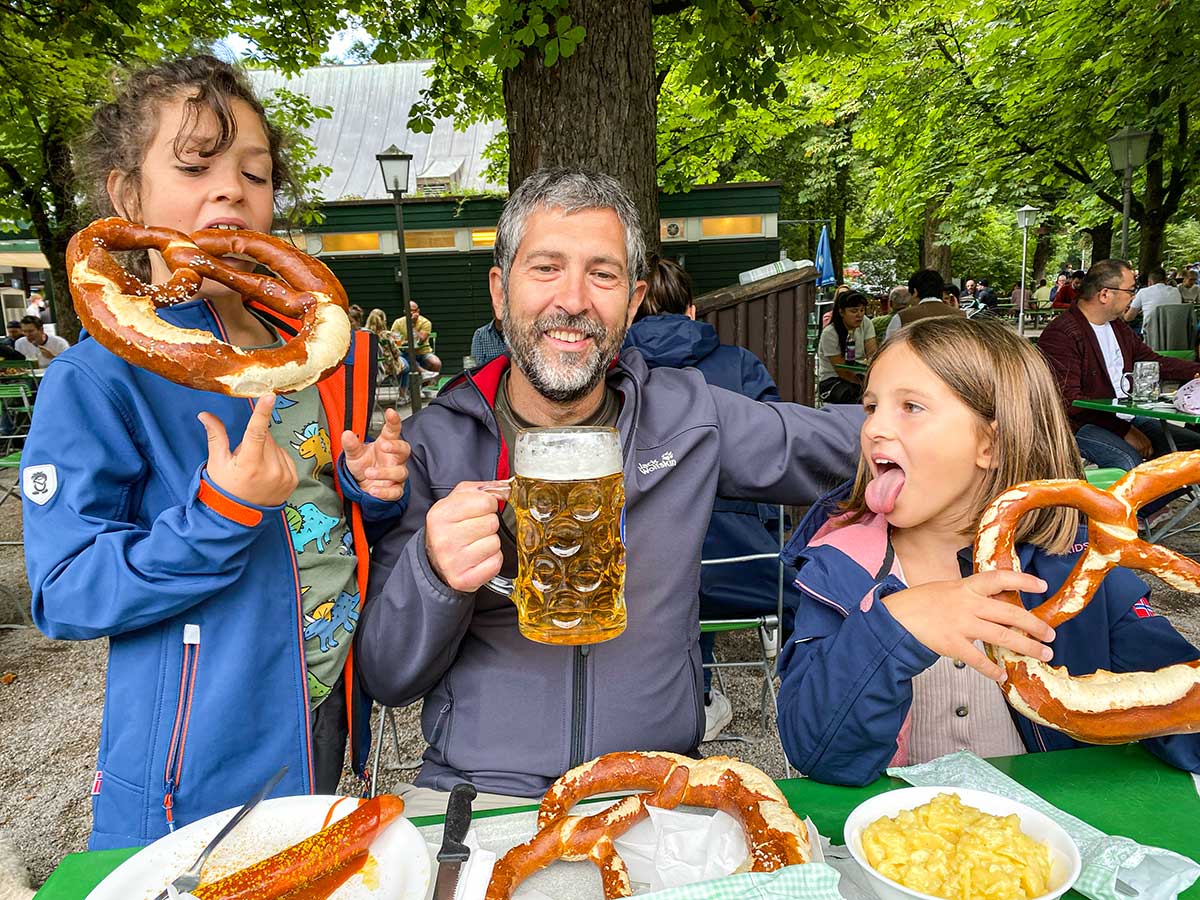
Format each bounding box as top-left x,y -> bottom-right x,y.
23,299 -> 404,849
776,482 -> 1200,786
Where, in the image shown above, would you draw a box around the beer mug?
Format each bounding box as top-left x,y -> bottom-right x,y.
1121,361 -> 1160,404
511,427 -> 626,645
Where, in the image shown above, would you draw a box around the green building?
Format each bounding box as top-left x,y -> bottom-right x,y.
301,182 -> 782,370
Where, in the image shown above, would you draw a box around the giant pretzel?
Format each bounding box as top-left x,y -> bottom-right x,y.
67,217 -> 351,396
975,452 -> 1200,744
485,751 -> 809,900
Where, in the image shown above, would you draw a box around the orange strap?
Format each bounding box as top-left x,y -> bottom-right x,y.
197,479 -> 263,528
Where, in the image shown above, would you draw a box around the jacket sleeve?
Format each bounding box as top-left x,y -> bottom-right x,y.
777,577 -> 939,786
335,452 -> 409,536
1038,320 -> 1132,438
25,361 -> 285,640
709,388 -> 863,506
738,350 -> 781,403
354,441 -> 476,708
1107,588 -> 1200,773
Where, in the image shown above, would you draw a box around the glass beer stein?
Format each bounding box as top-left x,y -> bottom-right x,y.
511,427 -> 626,644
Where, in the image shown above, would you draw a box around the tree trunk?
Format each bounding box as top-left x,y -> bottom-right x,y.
1031,224 -> 1053,283
1138,121 -> 1167,275
503,0 -> 659,261
922,200 -> 951,280
1086,219 -> 1114,264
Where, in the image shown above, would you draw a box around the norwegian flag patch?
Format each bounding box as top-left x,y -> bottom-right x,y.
1132,597 -> 1156,619
91,770 -> 103,795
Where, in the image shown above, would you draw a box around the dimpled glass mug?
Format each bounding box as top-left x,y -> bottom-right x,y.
510,427 -> 626,645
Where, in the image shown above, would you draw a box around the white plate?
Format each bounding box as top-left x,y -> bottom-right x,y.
86,795 -> 431,900
843,786 -> 1081,900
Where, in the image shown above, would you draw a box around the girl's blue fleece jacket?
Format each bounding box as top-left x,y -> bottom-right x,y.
776,483 -> 1200,786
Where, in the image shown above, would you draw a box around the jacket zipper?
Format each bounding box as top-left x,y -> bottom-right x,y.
162,624 -> 201,832
569,645 -> 591,767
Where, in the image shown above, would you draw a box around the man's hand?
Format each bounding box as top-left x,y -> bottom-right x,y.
881,570 -> 1056,682
199,393 -> 298,507
1124,424 -> 1154,460
343,408 -> 410,501
424,482 -> 503,593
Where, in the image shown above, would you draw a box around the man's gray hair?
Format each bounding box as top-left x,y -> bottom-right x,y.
887,285 -> 911,311
494,168 -> 646,294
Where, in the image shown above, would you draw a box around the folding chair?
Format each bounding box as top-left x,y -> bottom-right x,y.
698,506 -> 794,777
368,704 -> 424,797
0,450 -> 21,547
0,383 -> 34,452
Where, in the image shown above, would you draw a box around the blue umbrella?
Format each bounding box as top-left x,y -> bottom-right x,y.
814,225 -> 837,287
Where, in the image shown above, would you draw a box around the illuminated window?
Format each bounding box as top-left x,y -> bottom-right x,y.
471,229 -> 497,249
699,215 -> 764,238
405,229 -> 458,251
320,232 -> 380,253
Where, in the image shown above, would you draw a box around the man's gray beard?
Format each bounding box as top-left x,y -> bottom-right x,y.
501,303 -> 625,403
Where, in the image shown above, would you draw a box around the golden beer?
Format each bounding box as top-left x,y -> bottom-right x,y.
511,427 -> 626,644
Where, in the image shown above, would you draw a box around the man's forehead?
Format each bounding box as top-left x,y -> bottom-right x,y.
519,206 -> 626,251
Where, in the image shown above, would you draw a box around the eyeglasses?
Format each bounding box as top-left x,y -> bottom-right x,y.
1104,285 -> 1136,295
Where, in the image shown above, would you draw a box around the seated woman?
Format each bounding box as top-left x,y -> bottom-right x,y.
365,307 -> 409,384
817,290 -> 876,404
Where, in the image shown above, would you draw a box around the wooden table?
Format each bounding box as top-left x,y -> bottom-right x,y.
31,744 -> 1200,899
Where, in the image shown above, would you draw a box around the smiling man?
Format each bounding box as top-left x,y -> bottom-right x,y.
356,168 -> 863,815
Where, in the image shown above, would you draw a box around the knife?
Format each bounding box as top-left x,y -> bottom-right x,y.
433,782 -> 477,900
152,764 -> 288,900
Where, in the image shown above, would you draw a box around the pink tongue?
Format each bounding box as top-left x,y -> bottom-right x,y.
866,467 -> 906,515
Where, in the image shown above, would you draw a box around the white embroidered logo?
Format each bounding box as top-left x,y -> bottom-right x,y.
22,464 -> 57,506
637,450 -> 677,476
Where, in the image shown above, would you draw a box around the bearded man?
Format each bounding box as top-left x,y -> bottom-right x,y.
356,168 -> 862,815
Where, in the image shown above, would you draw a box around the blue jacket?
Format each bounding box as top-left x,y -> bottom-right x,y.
776,482 -> 1200,786
23,299 -> 404,849
624,315 -> 794,626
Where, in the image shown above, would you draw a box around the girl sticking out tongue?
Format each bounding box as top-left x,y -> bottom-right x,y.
775,316 -> 1200,786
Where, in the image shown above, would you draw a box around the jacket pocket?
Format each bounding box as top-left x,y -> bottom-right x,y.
162,623 -> 201,833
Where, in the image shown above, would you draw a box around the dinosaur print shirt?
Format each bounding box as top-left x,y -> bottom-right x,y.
270,386 -> 358,708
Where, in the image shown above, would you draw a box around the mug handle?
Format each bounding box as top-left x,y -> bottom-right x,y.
1120,372 -> 1135,401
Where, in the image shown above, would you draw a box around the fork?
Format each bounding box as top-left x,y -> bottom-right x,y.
152,764 -> 287,900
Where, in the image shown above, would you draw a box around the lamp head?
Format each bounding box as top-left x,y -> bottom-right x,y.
1106,126 -> 1152,174
376,145 -> 414,195
1016,204 -> 1041,229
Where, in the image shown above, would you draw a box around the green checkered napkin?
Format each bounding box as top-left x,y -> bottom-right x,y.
888,751 -> 1200,900
636,863 -> 843,900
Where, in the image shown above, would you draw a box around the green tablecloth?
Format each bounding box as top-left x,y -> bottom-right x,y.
33,744 -> 1200,899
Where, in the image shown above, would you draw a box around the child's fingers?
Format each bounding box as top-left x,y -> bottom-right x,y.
241,393 -> 277,448
970,568 -> 1048,597
957,643 -> 1007,682
977,596 -> 1056,643
197,412 -> 231,466
379,407 -> 403,441
975,619 -> 1054,663
342,429 -> 366,461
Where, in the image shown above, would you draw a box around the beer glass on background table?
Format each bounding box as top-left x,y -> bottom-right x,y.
511,427 -> 626,645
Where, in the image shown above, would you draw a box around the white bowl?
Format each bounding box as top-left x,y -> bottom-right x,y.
843,786 -> 1082,900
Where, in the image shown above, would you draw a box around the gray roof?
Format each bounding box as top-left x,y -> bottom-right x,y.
248,62 -> 504,200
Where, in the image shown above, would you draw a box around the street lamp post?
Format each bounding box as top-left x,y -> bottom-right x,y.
1106,126 -> 1152,262
1016,204 -> 1040,337
376,144 -> 422,413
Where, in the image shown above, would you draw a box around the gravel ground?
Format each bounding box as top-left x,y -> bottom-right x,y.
3,461 -> 1200,890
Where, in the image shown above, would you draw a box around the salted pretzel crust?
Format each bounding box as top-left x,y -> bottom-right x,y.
485,751 -> 809,900
974,453 -> 1200,743
66,218 -> 351,396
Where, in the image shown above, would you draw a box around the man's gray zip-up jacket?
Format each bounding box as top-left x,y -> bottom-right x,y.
356,350 -> 863,797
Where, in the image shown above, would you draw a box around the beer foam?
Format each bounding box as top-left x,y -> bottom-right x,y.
514,427 -> 622,480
